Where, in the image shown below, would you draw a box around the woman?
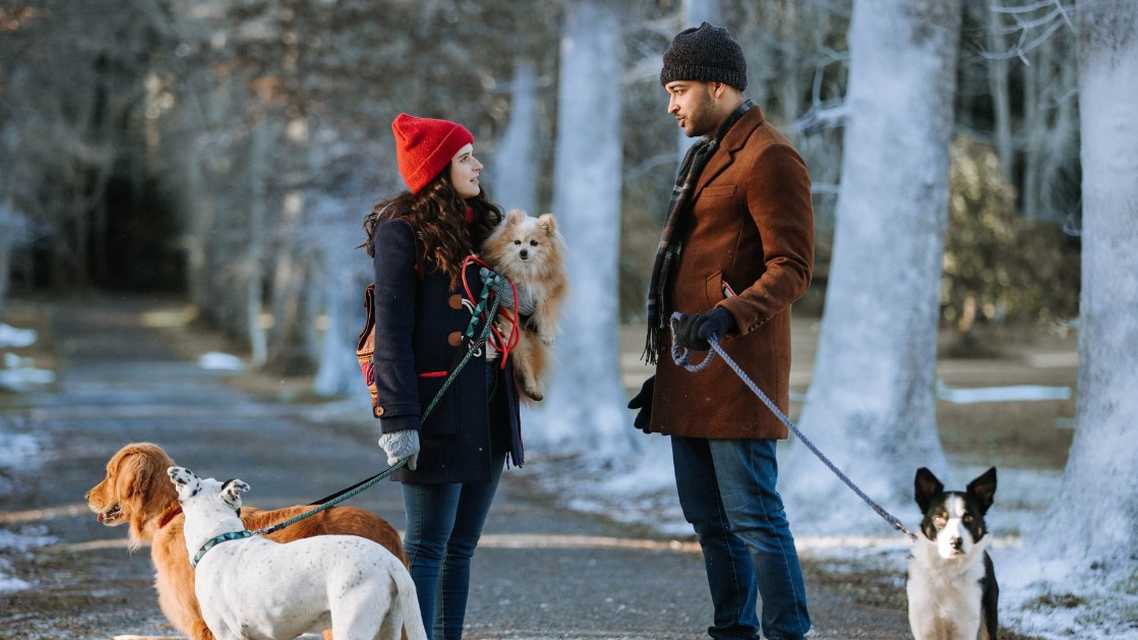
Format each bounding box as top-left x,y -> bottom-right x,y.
362,113 -> 523,640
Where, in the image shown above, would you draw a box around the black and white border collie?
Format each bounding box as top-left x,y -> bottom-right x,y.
907,467 -> 999,640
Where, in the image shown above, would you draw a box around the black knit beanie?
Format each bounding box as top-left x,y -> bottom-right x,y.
660,22 -> 747,91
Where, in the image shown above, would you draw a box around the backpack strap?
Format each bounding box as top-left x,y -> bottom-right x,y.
355,284 -> 382,418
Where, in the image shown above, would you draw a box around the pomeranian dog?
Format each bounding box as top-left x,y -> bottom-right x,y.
482,209 -> 568,402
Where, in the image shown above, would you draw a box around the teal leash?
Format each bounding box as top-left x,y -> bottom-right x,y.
191,274 -> 505,566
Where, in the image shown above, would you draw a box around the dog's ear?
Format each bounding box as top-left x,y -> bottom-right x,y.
505,209 -> 526,226
118,450 -> 153,501
167,466 -> 191,485
914,467 -> 944,512
537,213 -> 557,235
966,467 -> 997,514
167,466 -> 200,500
220,478 -> 250,509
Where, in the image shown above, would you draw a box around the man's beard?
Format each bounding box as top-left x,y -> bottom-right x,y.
685,92 -> 717,137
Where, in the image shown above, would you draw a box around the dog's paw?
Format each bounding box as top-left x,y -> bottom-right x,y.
539,335 -> 554,346
523,385 -> 545,402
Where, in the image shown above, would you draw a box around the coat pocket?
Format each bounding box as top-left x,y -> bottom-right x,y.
417,374 -> 457,437
704,271 -> 725,308
701,184 -> 737,199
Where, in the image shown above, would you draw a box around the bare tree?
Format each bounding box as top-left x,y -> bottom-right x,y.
531,0 -> 634,453
781,0 -> 961,531
493,60 -> 540,215
1039,0 -> 1138,575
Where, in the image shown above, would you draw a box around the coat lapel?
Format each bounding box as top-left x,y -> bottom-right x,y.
692,105 -> 764,199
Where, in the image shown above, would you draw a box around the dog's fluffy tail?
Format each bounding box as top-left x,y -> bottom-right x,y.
394,565 -> 428,640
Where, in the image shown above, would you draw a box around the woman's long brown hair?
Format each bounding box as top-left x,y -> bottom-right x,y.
362,172 -> 503,285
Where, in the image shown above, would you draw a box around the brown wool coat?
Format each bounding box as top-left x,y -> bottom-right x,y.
650,105 -> 814,440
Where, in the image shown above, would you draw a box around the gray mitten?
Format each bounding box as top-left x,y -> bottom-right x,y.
377,429 -> 420,470
482,267 -> 537,316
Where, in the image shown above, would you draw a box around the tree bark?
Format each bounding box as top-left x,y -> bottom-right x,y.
1040,0 -> 1138,571
985,0 -> 1014,179
781,0 -> 960,532
531,0 -> 633,453
492,60 -> 539,215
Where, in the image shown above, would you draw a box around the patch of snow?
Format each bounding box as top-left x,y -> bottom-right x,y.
0,526 -> 56,594
0,353 -> 55,390
936,381 -> 1071,404
0,323 -> 36,348
198,352 -> 245,371
0,431 -> 40,473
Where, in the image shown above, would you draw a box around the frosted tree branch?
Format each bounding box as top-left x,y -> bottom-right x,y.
984,0 -> 1074,64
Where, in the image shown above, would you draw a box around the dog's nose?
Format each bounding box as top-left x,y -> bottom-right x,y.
519,249 -> 528,260
950,537 -> 963,550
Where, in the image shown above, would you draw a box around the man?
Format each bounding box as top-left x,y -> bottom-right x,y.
630,22 -> 814,640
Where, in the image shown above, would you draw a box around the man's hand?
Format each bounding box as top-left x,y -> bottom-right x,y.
627,376 -> 655,433
673,308 -> 736,351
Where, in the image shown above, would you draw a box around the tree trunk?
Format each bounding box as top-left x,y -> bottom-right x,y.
246,119 -> 271,368
985,0 -> 1014,179
677,0 -> 722,164
531,0 -> 632,453
1023,47 -> 1042,218
1040,0 -> 1138,571
492,60 -> 539,215
781,0 -> 960,532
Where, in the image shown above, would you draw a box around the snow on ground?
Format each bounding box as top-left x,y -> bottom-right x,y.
530,442 -> 1138,639
198,351 -> 245,371
0,323 -> 37,348
0,352 -> 55,391
0,420 -> 51,594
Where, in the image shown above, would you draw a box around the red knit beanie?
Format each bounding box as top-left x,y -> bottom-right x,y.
392,113 -> 475,194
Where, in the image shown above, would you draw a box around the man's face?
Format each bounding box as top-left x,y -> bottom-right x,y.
666,81 -> 718,137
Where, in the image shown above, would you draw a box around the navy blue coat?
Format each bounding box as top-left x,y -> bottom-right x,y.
371,217 -> 523,484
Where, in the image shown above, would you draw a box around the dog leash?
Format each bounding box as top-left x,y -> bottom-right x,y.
250,284 -> 505,540
669,312 -> 918,542
190,273 -> 508,572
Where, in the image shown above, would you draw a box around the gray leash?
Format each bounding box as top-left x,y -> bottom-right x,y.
669,312 -> 917,542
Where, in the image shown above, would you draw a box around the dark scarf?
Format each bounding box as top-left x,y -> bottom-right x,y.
643,99 -> 753,364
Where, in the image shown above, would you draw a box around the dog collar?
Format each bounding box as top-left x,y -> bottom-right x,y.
191,530 -> 253,568
157,505 -> 182,529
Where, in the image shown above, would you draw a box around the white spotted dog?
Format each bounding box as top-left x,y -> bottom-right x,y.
907,467 -> 999,640
167,466 -> 427,640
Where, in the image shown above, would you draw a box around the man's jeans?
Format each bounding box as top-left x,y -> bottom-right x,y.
672,436 -> 811,640
402,454 -> 504,640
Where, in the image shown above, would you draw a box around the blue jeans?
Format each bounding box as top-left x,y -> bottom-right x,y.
672,436 -> 811,640
402,455 -> 504,640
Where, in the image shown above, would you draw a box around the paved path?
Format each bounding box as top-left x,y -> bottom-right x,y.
0,298 -> 910,639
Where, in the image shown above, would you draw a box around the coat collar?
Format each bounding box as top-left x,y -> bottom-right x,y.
693,103 -> 764,197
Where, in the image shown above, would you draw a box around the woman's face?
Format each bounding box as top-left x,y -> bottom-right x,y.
449,143 -> 483,199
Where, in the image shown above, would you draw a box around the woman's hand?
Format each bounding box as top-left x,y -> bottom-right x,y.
377,428 -> 420,470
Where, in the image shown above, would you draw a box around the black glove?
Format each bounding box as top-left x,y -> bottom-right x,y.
627,376 -> 654,433
674,307 -> 736,351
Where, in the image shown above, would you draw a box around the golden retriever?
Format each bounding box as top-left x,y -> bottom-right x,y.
86,442 -> 407,640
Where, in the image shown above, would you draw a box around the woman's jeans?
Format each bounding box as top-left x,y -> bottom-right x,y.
402,455 -> 504,640
672,436 -> 811,640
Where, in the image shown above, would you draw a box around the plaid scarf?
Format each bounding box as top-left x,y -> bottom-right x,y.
643,100 -> 753,364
